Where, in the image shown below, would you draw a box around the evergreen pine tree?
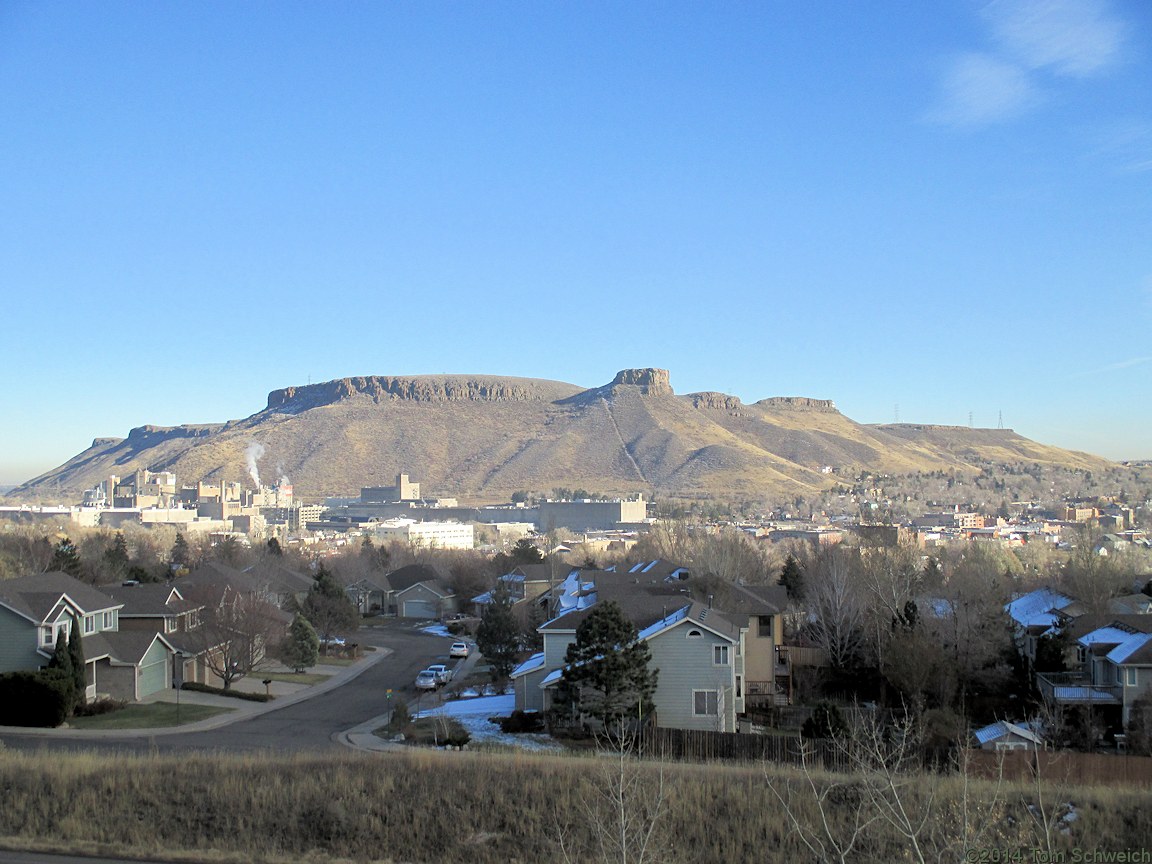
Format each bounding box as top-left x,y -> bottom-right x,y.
170,532 -> 190,571
476,584 -> 521,681
281,613 -> 320,672
510,538 -> 544,564
104,532 -> 130,579
302,563 -> 359,643
779,554 -> 805,602
561,600 -> 658,726
266,537 -> 283,557
48,538 -> 83,579
67,614 -> 86,704
47,628 -> 76,714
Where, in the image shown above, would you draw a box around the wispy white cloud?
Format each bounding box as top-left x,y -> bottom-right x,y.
984,0 -> 1125,77
927,52 -> 1037,127
1090,120 -> 1152,174
927,0 -> 1128,128
1076,356 -> 1152,378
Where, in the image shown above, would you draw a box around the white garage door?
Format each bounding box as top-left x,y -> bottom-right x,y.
403,599 -> 438,619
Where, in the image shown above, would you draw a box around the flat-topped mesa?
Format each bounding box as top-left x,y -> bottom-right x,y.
687,392 -> 743,411
126,425 -> 223,443
606,368 -> 674,396
266,375 -> 577,411
756,396 -> 838,413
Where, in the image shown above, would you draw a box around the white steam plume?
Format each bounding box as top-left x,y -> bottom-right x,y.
245,442 -> 266,488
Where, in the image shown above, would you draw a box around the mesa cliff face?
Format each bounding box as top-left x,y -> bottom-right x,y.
6,368 -> 1112,502
266,375 -> 581,412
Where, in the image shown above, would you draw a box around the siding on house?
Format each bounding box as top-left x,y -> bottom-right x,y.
648,622 -> 738,732
0,604 -> 41,673
516,666 -> 550,712
543,631 -> 577,669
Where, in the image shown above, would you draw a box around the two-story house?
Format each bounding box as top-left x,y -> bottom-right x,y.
1035,614 -> 1152,732
0,571 -> 178,702
511,569 -> 744,731
99,581 -> 222,688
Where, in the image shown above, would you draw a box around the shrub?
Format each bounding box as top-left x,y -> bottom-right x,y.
385,699 -> 411,735
73,697 -> 127,717
496,710 -> 544,734
181,682 -> 274,702
801,702 -> 849,740
0,669 -> 73,727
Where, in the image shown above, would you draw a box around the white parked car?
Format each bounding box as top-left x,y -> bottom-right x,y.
414,670 -> 438,690
427,663 -> 450,685
449,642 -> 470,658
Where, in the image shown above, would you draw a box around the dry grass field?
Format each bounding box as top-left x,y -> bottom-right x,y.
1,746 -> 1150,864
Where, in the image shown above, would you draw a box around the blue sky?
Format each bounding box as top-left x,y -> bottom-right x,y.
1,1 -> 1149,486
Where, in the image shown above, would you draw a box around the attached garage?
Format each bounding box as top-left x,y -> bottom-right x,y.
402,598 -> 439,619
136,637 -> 170,698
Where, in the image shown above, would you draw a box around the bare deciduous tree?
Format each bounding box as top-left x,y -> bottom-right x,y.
183,583 -> 286,690
805,546 -> 865,673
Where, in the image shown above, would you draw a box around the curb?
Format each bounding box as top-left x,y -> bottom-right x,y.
0,648 -> 392,739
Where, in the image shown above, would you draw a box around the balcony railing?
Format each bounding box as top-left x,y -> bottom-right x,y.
1036,671 -> 1123,705
745,680 -> 789,706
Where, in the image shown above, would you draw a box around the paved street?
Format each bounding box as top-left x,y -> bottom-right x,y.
0,620 -> 472,755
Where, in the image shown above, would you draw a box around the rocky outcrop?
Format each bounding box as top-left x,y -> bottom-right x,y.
604,368 -> 674,396
687,392 -> 743,411
756,397 -> 838,413
267,375 -> 578,412
126,425 -> 223,443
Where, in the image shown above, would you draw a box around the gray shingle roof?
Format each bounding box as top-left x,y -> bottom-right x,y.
0,571 -> 123,623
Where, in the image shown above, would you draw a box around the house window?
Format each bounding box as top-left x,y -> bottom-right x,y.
757,615 -> 774,638
103,611 -> 114,629
713,644 -> 730,666
83,615 -> 95,635
1127,668 -> 1138,687
40,626 -> 53,647
693,690 -> 719,716
686,629 -> 702,639
1076,646 -> 1086,664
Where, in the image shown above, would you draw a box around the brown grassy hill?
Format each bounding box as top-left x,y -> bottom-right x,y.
7,368 -> 1114,502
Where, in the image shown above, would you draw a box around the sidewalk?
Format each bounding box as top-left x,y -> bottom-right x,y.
0,647 -> 391,739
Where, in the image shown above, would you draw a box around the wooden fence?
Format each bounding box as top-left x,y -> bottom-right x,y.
967,749 -> 1152,789
638,728 -> 1152,788
638,727 -> 852,771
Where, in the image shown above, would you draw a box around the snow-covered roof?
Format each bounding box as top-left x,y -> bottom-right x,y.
1106,632 -> 1152,665
541,668 -> 564,688
973,721 -> 1044,746
510,652 -> 545,679
1078,626 -> 1137,648
636,606 -> 689,640
1005,588 -> 1075,629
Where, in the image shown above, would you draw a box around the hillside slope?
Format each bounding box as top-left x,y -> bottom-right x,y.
7,369 -> 1113,502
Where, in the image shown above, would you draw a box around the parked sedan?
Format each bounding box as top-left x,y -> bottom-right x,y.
414,670 -> 438,690
427,664 -> 451,685
449,642 -> 470,658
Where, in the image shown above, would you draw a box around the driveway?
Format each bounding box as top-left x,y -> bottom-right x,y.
0,619 -> 470,755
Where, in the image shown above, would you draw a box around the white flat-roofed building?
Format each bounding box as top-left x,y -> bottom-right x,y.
370,518 -> 474,550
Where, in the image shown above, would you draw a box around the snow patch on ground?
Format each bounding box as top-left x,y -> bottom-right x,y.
418,624 -> 452,638
414,693 -> 561,752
